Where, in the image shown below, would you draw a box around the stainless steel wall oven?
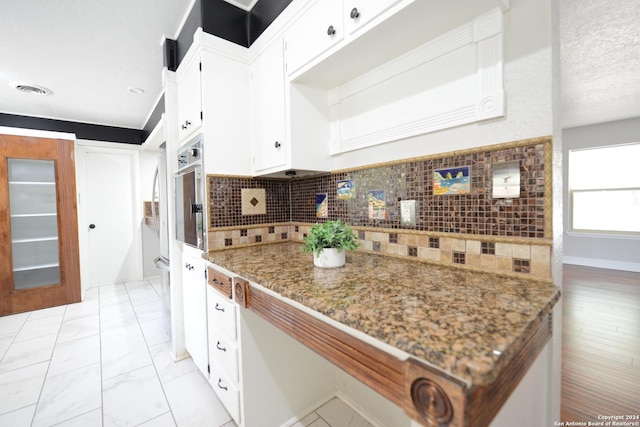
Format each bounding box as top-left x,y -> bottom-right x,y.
175,136 -> 205,250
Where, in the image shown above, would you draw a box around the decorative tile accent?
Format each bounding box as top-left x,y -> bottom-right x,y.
453,252 -> 466,265
208,177 -> 289,228
513,259 -> 530,273
241,188 -> 266,216
481,242 -> 495,254
205,138 -> 552,278
289,142 -> 547,238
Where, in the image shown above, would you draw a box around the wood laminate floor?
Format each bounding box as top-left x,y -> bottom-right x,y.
561,265 -> 640,422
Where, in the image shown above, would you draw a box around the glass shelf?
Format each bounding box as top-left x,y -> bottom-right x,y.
13,262 -> 60,273
11,213 -> 57,217
9,181 -> 56,185
12,236 -> 59,244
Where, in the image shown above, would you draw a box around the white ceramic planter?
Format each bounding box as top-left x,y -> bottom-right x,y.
313,248 -> 345,268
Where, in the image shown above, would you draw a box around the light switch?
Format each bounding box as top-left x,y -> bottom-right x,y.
400,200 -> 416,226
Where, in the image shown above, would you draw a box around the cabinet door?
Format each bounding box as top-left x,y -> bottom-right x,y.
344,0 -> 402,35
182,253 -> 208,376
0,135 -> 81,316
251,40 -> 287,173
284,0 -> 344,76
201,50 -> 252,176
177,56 -> 202,143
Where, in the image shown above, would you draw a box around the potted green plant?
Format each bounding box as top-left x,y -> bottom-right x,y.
301,219 -> 360,268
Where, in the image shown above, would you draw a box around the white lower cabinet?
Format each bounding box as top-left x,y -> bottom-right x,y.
206,266 -> 241,424
210,331 -> 239,383
182,248 -> 208,377
210,360 -> 241,422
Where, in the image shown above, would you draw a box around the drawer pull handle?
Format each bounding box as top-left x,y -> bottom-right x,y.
218,379 -> 228,391
215,303 -> 225,312
350,7 -> 360,19
216,341 -> 227,352
211,278 -> 223,285
327,25 -> 336,36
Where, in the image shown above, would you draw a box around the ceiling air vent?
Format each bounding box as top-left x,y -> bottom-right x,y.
10,82 -> 52,96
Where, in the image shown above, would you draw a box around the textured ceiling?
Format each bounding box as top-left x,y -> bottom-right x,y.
0,0 -> 192,129
559,0 -> 640,129
0,0 -> 637,134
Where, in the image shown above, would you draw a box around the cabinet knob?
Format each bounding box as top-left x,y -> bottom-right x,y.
327,25 -> 336,36
350,7 -> 360,19
274,141 -> 281,149
89,223 -> 96,230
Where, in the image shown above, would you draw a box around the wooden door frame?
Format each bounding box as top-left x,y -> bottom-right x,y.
0,134 -> 81,316
75,142 -> 143,293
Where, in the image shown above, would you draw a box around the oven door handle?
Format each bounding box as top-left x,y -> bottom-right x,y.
191,202 -> 203,214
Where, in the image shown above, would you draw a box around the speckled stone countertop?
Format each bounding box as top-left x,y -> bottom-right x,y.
204,242 -> 560,387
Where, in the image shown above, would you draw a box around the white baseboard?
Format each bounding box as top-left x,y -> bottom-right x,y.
563,256 -> 640,273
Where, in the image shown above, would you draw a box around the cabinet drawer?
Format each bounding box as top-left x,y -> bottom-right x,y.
207,265 -> 233,299
210,362 -> 240,423
209,330 -> 239,383
207,286 -> 237,340
344,0 -> 403,35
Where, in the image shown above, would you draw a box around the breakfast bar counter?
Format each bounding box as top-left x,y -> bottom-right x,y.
203,242 -> 561,426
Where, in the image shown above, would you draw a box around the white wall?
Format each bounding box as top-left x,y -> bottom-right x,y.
562,117 -> 640,272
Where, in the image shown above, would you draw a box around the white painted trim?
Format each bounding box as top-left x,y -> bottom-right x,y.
0,126 -> 75,140
222,0 -> 258,12
565,231 -> 640,241
563,256 -> 640,273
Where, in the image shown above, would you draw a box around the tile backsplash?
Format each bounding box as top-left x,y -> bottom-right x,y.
206,136 -> 553,279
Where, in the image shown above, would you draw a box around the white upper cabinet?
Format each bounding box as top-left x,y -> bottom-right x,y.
177,30 -> 251,175
200,47 -> 252,176
343,0 -> 402,36
177,54 -> 202,143
251,36 -> 332,177
283,0 -> 344,77
250,40 -> 287,173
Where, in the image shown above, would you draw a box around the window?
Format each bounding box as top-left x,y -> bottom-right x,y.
569,143 -> 640,234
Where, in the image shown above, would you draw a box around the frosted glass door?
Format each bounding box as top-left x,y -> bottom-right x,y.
8,158 -> 60,289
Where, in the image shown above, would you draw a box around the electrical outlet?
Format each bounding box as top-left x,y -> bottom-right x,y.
400,200 -> 416,226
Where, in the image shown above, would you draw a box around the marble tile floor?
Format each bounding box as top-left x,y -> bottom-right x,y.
0,277 -> 374,427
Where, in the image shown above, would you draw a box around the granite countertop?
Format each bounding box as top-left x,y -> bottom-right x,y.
204,242 -> 560,387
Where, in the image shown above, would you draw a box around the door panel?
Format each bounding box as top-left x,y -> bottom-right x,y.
0,135 -> 81,316
83,150 -> 140,286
